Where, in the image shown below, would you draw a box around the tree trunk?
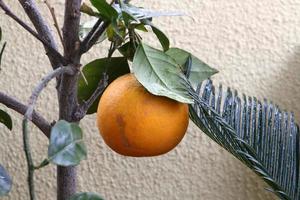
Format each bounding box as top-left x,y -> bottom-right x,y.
57,73 -> 80,200
57,166 -> 77,200
57,0 -> 82,199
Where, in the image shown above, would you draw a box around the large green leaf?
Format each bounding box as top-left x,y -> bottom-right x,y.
0,109 -> 12,130
90,0 -> 118,21
166,48 -> 218,88
0,164 -> 12,196
48,120 -> 87,167
78,57 -> 130,114
132,43 -> 193,104
69,192 -> 104,200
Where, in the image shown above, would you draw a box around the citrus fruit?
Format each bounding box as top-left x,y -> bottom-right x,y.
97,73 -> 189,157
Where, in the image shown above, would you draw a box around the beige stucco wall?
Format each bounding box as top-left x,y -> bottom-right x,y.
1,0 -> 300,199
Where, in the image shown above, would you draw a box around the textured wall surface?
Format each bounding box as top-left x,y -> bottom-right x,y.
1,0 -> 300,199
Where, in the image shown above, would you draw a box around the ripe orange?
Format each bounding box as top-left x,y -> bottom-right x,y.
97,73 -> 189,157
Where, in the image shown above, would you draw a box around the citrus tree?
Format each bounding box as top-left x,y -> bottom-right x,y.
0,0 -> 299,200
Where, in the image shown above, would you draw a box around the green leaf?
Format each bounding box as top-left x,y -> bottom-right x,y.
0,109 -> 12,130
48,120 -> 87,167
106,20 -> 126,42
121,11 -> 138,27
166,48 -> 218,88
134,23 -> 148,32
111,20 -> 126,40
78,57 -> 130,114
118,41 -> 138,61
0,164 -> 12,196
141,19 -> 169,51
69,192 -> 104,200
132,43 -> 193,104
90,0 -> 118,21
150,25 -> 169,51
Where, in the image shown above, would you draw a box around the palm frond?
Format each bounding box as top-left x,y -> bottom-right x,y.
189,79 -> 299,200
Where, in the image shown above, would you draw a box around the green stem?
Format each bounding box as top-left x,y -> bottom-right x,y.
34,159 -> 50,170
22,119 -> 35,200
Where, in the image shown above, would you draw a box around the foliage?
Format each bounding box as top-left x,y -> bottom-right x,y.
78,57 -> 130,114
0,164 -> 12,197
132,43 -> 194,104
48,120 -> 87,167
0,109 -> 12,130
166,48 -> 218,88
189,80 -> 300,200
69,192 -> 104,200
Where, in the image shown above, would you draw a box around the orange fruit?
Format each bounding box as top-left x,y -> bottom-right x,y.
97,73 -> 189,157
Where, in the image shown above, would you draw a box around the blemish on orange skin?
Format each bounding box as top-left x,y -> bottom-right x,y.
116,114 -> 130,147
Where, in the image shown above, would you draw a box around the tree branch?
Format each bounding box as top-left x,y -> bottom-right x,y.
80,20 -> 109,54
74,73 -> 108,121
22,66 -> 74,200
22,119 -> 35,200
0,0 -> 67,65
44,0 -> 64,50
18,0 -> 65,68
0,92 -> 51,138
80,18 -> 102,53
25,66 -> 75,120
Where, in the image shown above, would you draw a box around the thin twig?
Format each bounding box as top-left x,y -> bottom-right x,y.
80,20 -> 110,54
18,0 -> 62,68
80,18 -> 102,52
0,42 -> 6,68
75,42 -> 113,120
22,119 -> 35,200
22,66 -> 74,200
86,21 -> 110,52
108,41 -> 117,58
44,0 -> 64,49
74,73 -> 108,121
0,0 -> 67,65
